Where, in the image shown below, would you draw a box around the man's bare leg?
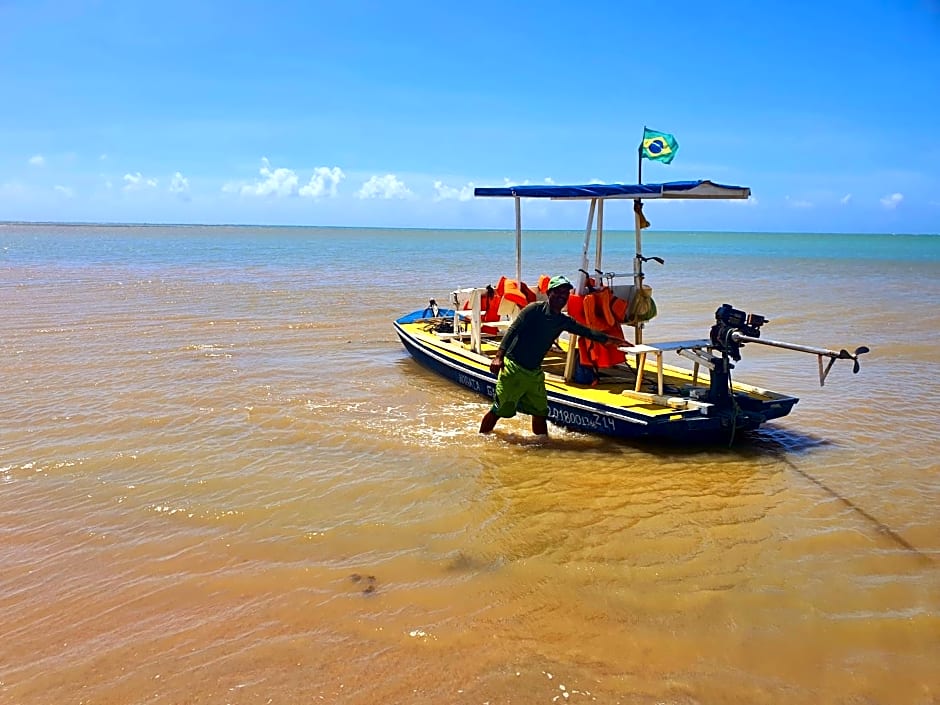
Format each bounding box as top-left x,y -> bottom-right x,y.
532,415 -> 548,435
479,410 -> 499,434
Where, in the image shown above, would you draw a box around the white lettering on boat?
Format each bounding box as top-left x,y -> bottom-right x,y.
457,372 -> 483,392
549,407 -> 617,432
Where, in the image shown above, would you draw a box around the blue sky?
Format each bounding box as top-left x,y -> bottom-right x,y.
1,0 -> 938,233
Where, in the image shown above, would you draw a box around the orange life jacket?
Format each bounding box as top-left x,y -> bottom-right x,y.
576,288 -> 627,371
567,292 -> 586,322
496,276 -> 536,309
462,279 -> 536,335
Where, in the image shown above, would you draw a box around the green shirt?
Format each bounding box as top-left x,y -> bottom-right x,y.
499,301 -> 609,371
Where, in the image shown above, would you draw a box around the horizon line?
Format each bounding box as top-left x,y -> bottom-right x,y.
0,220 -> 936,238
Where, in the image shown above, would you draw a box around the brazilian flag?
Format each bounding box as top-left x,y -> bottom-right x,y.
641,128 -> 678,164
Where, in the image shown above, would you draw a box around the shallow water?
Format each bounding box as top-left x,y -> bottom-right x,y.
1,223 -> 938,704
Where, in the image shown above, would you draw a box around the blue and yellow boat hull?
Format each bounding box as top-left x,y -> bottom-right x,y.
394,310 -> 799,443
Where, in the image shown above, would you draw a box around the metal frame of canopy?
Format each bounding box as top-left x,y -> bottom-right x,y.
473,180 -> 751,345
472,179 -> 866,387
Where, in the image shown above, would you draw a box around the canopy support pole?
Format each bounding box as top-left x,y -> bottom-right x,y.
576,198 -> 597,293
632,198 -> 644,345
566,198 -> 597,382
514,196 -> 522,283
594,199 -> 604,276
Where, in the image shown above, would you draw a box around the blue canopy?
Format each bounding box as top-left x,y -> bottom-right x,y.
474,179 -> 750,200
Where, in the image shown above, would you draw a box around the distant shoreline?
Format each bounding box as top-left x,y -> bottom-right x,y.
1,221 -> 936,238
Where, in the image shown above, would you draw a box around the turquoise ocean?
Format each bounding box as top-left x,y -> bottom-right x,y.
1,223 -> 938,704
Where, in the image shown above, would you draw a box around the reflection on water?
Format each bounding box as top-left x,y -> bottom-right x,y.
727,424 -> 835,454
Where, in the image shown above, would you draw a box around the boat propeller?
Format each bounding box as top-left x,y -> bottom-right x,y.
838,346 -> 870,374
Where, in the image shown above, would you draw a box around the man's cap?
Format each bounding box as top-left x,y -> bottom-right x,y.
547,275 -> 574,292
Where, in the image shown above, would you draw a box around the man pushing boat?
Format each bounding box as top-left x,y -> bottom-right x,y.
479,275 -> 627,436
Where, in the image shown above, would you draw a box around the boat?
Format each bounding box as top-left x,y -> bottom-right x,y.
393,179 -> 869,443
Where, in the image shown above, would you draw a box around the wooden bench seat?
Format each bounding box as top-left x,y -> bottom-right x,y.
618,339 -> 712,394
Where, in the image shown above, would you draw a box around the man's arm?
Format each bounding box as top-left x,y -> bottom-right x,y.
564,317 -> 629,345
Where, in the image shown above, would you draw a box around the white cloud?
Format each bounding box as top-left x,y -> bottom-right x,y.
880,192 -> 903,209
123,172 -> 158,191
840,194 -> 852,205
99,153 -> 108,161
53,185 -> 74,198
169,171 -> 190,200
357,174 -> 412,200
29,154 -> 45,167
241,157 -> 299,197
498,177 -> 555,187
299,166 -> 345,199
433,180 -> 475,201
785,195 -> 813,208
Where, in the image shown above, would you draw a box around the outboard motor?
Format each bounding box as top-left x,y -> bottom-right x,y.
706,304 -> 768,407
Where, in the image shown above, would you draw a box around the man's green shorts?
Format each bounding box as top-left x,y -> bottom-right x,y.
491,357 -> 549,418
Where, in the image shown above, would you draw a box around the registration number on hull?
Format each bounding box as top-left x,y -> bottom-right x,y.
548,406 -> 617,433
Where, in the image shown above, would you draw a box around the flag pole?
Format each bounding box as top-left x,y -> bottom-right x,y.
633,129 -> 645,344
637,126 -> 644,184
